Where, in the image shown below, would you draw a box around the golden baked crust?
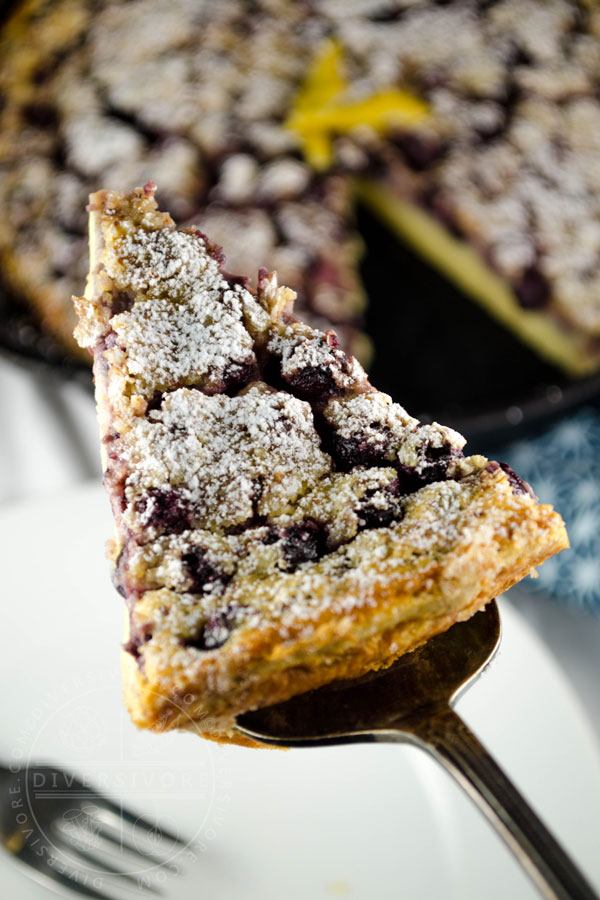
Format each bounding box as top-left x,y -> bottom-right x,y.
74,185 -> 568,745
121,467 -> 566,743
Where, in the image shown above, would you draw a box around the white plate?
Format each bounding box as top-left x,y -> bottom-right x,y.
1,485 -> 599,900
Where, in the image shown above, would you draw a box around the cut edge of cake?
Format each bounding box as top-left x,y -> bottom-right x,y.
356,179 -> 600,378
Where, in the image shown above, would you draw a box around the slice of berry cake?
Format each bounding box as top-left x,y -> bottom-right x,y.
74,184 -> 568,745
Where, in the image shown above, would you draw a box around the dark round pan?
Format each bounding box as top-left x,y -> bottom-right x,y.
0,277 -> 91,385
2,0 -> 600,448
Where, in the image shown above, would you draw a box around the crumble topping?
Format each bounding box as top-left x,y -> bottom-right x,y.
120,385 -> 332,538
120,465 -> 404,594
324,392 -> 418,457
85,186 -> 489,647
114,229 -> 225,300
268,325 -> 369,397
322,391 -> 467,477
110,290 -> 256,397
127,475 -> 502,656
94,226 -> 269,397
75,187 -> 562,674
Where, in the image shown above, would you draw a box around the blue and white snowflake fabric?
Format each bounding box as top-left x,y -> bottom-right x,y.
497,407 -> 600,616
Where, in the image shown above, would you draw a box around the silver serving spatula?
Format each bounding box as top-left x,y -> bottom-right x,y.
236,601 -> 598,900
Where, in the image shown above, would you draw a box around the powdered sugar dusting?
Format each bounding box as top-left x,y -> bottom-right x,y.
121,386 -> 332,537
111,289 -> 255,395
324,392 -> 466,471
398,423 -> 467,473
115,228 -> 225,299
109,228 -> 257,396
122,465 -> 403,590
324,392 -> 418,460
269,325 -> 368,391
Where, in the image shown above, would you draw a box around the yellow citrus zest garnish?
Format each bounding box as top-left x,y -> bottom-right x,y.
293,38 -> 346,113
286,39 -> 429,170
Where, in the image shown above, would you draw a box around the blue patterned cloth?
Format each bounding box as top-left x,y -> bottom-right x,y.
497,407 -> 600,616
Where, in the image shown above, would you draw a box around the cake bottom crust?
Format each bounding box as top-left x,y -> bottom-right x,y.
120,472 -> 567,748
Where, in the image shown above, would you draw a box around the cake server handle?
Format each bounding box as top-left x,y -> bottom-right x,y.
395,705 -> 598,900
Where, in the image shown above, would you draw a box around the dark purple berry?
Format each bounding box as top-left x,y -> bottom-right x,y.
284,338 -> 357,402
357,503 -> 397,529
357,479 -> 404,531
395,445 -> 462,494
186,608 -> 236,651
395,464 -> 428,495
181,547 -> 231,595
285,365 -> 340,401
261,520 -> 328,570
515,266 -> 550,309
222,360 -> 259,394
499,462 -> 535,498
135,488 -> 190,534
424,443 -> 452,462
263,527 -> 281,546
331,435 -> 390,471
280,520 -> 327,570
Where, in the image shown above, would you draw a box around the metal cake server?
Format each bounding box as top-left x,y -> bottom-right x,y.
236,601 -> 598,900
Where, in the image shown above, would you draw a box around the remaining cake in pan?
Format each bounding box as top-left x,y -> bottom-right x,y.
74,185 -> 568,744
0,0 -> 368,362
4,0 -> 600,374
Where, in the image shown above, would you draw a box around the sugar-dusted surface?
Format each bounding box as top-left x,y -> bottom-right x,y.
120,466 -> 404,594
108,229 -> 260,397
119,386 -> 332,538
115,228 -> 226,300
126,475 -> 492,645
75,185 -> 568,738
131,479 -> 479,651
322,391 -> 471,482
324,392 -> 418,444
268,325 -> 368,395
